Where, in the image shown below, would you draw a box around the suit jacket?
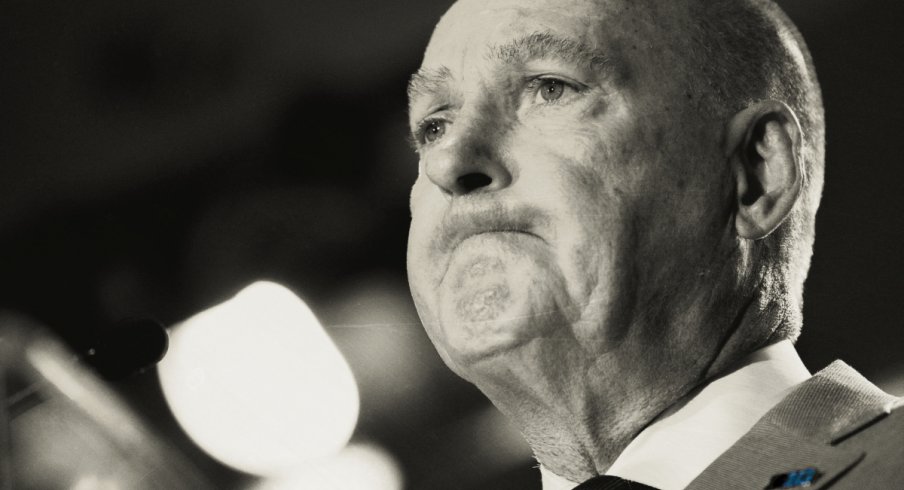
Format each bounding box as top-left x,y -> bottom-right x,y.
686,361 -> 904,490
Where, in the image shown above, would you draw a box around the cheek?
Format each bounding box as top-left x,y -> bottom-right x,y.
408,173 -> 444,236
407,176 -> 443,294
555,165 -> 637,324
510,115 -> 640,314
517,98 -> 611,154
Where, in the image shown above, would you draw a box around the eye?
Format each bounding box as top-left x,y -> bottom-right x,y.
527,77 -> 584,106
416,118 -> 449,145
537,79 -> 567,102
424,120 -> 446,142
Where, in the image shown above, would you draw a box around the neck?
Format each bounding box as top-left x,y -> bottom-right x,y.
468,295 -> 788,483
468,337 -> 697,482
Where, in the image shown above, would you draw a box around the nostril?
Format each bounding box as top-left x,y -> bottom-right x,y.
457,173 -> 493,193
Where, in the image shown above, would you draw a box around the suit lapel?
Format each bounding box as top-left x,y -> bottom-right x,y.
684,417 -> 864,490
686,361 -> 897,490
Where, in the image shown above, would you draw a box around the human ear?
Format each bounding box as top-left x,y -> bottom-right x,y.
724,101 -> 803,239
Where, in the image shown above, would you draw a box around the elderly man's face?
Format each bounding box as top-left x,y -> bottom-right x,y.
407,0 -> 736,383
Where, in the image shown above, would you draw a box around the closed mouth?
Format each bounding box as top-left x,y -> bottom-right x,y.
451,227 -> 544,252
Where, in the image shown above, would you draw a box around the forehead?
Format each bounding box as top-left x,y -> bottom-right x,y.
422,0 -> 635,71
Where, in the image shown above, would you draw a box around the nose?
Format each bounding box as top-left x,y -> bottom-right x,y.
423,123 -> 513,197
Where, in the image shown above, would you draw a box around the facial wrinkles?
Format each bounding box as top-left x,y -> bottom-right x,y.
506,93 -> 630,335
408,66 -> 455,121
568,90 -> 671,348
405,0 -> 761,478
564,153 -> 637,346
411,2 -> 633,141
412,0 -> 659,336
480,139 -> 602,351
423,2 -> 614,85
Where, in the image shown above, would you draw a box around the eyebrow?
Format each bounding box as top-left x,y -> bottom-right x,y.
407,32 -> 614,109
407,65 -> 454,109
489,32 -> 612,74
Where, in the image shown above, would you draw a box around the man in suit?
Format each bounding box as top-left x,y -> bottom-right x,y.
405,0 -> 902,488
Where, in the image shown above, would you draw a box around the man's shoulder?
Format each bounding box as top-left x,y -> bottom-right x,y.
818,392 -> 904,489
688,360 -> 903,490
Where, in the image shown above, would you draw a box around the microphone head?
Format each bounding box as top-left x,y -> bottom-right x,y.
85,317 -> 169,380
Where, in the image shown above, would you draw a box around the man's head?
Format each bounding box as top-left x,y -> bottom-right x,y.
405,0 -> 823,476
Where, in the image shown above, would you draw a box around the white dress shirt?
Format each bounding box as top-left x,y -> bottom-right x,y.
541,340 -> 811,490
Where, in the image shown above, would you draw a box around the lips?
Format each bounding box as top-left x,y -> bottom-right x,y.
457,230 -> 540,249
432,202 -> 548,257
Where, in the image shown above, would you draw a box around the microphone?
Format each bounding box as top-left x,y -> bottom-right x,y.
83,317 -> 169,380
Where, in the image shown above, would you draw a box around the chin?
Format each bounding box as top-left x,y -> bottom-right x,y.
409,233 -> 576,372
422,297 -> 574,385
435,315 -> 540,366
436,272 -> 566,362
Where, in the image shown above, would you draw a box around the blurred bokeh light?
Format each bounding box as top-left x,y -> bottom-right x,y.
251,443 -> 404,490
159,282 -> 359,476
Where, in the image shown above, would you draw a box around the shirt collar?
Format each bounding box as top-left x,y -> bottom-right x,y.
541,340 -> 810,490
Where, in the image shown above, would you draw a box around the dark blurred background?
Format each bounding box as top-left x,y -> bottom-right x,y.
1,1 -> 903,488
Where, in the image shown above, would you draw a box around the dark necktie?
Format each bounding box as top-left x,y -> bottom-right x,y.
572,474 -> 659,490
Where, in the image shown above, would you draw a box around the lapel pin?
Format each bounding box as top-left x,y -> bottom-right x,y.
765,467 -> 822,489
